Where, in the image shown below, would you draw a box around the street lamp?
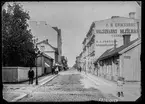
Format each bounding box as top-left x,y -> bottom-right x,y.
33,36 -> 39,85
35,46 -> 40,85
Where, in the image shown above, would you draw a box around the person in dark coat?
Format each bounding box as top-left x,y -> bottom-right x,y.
28,67 -> 34,84
52,65 -> 57,75
80,66 -> 82,72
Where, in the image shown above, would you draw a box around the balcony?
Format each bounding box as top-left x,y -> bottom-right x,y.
87,34 -> 95,46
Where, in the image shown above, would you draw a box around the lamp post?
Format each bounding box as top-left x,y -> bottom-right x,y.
33,36 -> 39,85
35,46 -> 39,85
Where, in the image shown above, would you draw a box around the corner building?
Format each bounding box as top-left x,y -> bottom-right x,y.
84,12 -> 141,74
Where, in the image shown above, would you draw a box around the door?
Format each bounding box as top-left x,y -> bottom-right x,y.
123,55 -> 133,81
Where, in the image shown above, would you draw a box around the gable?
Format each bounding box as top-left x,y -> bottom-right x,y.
37,43 -> 55,52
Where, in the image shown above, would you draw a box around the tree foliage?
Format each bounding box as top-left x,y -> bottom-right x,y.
2,3 -> 36,67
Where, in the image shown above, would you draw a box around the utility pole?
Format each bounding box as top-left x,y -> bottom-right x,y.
114,39 -> 117,48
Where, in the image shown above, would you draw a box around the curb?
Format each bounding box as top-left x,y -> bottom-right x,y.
11,74 -> 58,102
82,72 -> 141,101
81,72 -> 122,101
11,93 -> 28,102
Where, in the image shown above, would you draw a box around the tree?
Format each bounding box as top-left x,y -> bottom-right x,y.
2,3 -> 36,67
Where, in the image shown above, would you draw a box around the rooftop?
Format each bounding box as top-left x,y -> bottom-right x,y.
37,39 -> 58,53
96,38 -> 140,62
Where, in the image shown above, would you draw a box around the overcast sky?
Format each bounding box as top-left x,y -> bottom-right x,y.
3,1 -> 141,67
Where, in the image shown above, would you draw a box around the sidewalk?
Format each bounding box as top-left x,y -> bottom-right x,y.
3,74 -> 58,102
81,71 -> 141,101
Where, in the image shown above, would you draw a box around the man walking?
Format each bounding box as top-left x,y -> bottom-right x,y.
28,67 -> 34,84
80,66 -> 82,72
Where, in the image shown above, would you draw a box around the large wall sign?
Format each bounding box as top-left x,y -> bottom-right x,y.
96,29 -> 138,34
95,22 -> 139,34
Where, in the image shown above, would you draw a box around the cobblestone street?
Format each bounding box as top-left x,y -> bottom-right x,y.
18,70 -> 119,102
2,1 -> 141,103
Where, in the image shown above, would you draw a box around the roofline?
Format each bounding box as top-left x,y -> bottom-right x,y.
98,53 -> 119,61
93,16 -> 140,24
82,38 -> 86,44
119,38 -> 141,54
97,38 -> 140,61
86,22 -> 95,37
36,40 -> 57,51
41,52 -> 54,60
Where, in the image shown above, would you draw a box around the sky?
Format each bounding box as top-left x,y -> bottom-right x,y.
3,1 -> 141,67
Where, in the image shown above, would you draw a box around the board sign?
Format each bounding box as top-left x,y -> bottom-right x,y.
124,56 -> 131,59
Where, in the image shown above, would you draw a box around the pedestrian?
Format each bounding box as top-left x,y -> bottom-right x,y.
28,67 -> 34,84
78,67 -> 80,72
52,66 -> 55,75
117,77 -> 125,97
80,66 -> 82,72
55,65 -> 59,74
44,67 -> 47,75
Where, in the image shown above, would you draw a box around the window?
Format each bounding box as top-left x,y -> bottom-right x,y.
40,45 -> 45,52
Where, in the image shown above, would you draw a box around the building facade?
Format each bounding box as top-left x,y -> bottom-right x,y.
79,12 -> 141,75
37,39 -> 59,64
29,21 -> 62,65
95,35 -> 141,82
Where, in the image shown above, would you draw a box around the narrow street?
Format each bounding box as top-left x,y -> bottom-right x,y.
18,69 -> 119,102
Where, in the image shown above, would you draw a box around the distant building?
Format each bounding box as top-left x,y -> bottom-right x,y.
52,27 -> 62,65
36,39 -> 59,65
28,21 -> 62,65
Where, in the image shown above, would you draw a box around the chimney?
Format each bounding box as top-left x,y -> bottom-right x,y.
111,16 -> 120,19
129,12 -> 136,19
46,39 -> 48,43
123,34 -> 131,45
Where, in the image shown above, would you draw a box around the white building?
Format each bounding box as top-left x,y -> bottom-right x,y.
37,39 -> 58,65
82,12 -> 141,74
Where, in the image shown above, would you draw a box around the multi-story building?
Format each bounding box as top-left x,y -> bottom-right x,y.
81,12 -> 141,75
52,27 -> 62,65
29,21 -> 62,65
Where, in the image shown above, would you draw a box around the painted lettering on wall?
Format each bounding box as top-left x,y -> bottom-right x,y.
96,40 -> 115,46
96,29 -> 117,34
96,29 -> 138,34
95,23 -> 138,34
120,28 -> 138,34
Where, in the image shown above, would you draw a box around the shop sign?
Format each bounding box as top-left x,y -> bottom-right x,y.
95,23 -> 138,34
124,56 -> 131,59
